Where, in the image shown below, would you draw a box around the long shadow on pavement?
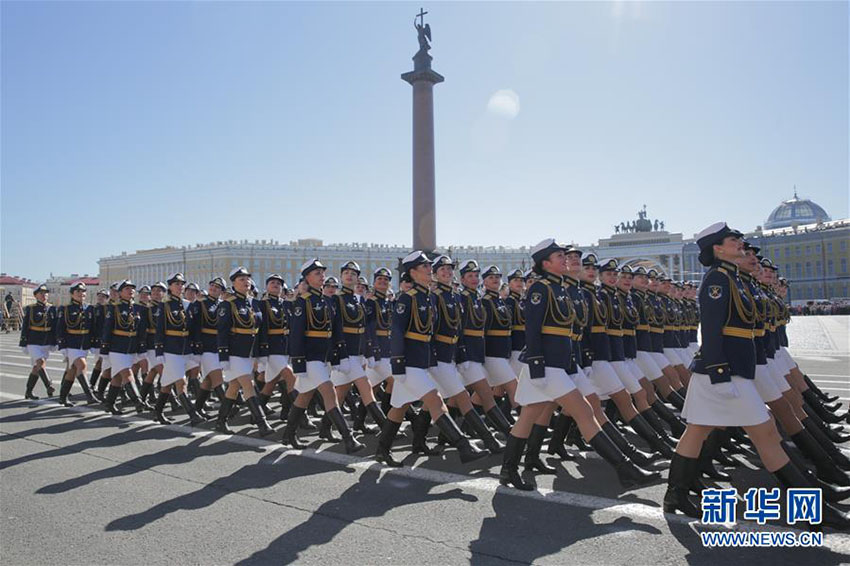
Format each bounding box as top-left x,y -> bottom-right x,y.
235,466 -> 479,565
36,433 -> 263,495
470,489 -> 662,565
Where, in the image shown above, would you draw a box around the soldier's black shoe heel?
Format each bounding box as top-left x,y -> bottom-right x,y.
374,419 -> 404,467
663,454 -> 701,518
589,430 -> 661,489
436,414 -> 488,464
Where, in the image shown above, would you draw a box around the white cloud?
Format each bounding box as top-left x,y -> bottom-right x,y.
486,89 -> 520,119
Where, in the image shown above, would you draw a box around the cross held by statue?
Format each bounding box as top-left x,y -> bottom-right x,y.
416,8 -> 428,26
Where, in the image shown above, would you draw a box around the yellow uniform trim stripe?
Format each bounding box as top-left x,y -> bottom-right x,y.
305,330 -> 331,338
435,334 -> 458,344
541,326 -> 575,338
722,326 -> 754,339
231,328 -> 258,335
343,327 -> 365,335
485,330 -> 511,337
463,329 -> 485,337
166,330 -> 189,337
375,330 -> 390,337
404,331 -> 431,342
112,330 -> 136,337
268,329 -> 289,335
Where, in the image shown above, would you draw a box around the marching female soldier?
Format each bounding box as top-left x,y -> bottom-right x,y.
87,288 -> 109,399
644,271 -> 687,407
373,251 -> 487,466
500,240 -> 659,491
188,277 -> 227,420
456,261 -> 517,433
153,273 -> 204,426
255,275 -> 292,418
281,260 -> 363,453
330,261 -> 387,438
99,280 -> 149,415
212,267 -> 274,436
505,269 -> 526,378
138,282 -> 166,406
363,267 -> 394,425
19,284 -> 57,400
663,223 -> 849,528
55,282 -> 96,405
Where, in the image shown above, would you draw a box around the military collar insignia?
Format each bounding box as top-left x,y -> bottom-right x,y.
374,289 -> 387,299
341,286 -> 355,295
413,282 -> 430,294
437,282 -> 453,292
544,272 -> 562,285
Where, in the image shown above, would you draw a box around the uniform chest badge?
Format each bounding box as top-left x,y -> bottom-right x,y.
419,304 -> 428,313
708,285 -> 723,300
208,306 -> 216,314
238,308 -> 248,315
293,306 -> 303,317
396,303 -> 406,314
530,293 -> 542,305
347,303 -> 356,311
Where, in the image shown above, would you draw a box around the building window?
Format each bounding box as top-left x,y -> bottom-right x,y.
842,258 -> 848,274
795,263 -> 801,278
828,260 -> 834,275
805,245 -> 811,255
815,244 -> 821,254
827,242 -> 833,253
815,261 -> 821,276
841,240 -> 847,251
795,245 -> 801,255
784,246 -> 790,257
806,287 -> 813,299
805,262 -> 812,278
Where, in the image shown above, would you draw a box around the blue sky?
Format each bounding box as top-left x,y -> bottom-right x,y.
2,1 -> 847,281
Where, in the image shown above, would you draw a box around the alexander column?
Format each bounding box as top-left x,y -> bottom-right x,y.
402,8 -> 443,253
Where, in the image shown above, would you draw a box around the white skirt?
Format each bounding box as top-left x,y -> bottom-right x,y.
675,348 -> 693,366
109,352 -> 133,374
767,358 -> 792,392
294,360 -> 331,393
515,365 -> 576,406
185,354 -> 200,371
570,366 -> 598,397
428,361 -> 465,399
484,357 -> 518,387
101,353 -> 112,371
146,350 -> 164,369
611,360 -> 643,395
509,350 -> 524,376
331,355 -> 367,387
62,348 -> 87,365
366,359 -> 392,387
264,354 -> 290,380
776,347 -> 796,374
458,361 -> 487,387
390,366 -> 437,408
26,344 -> 52,365
589,360 -> 626,397
682,373 -> 769,426
200,352 -> 222,377
651,351 -> 672,371
635,351 -> 664,381
223,355 -> 254,383
161,353 -> 187,386
754,364 -> 782,403
663,348 -> 684,367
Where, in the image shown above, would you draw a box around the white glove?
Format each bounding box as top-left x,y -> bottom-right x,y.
460,361 -> 471,371
339,357 -> 351,373
714,381 -> 739,399
393,373 -> 406,383
220,361 -> 230,372
367,357 -> 376,369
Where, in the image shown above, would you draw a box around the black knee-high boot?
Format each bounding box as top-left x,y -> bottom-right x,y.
524,424 -> 557,473
663,453 -> 701,518
602,421 -> 663,468
58,378 -> 75,407
318,397 -> 340,442
802,417 -> 850,469
651,399 -> 686,437
326,407 -> 364,454
627,413 -> 675,458
565,416 -> 592,451
246,396 -> 274,436
256,392 -> 274,417
783,441 -> 850,502
365,401 -> 387,428
76,373 -> 96,403
589,430 -> 661,488
435,414 -> 488,463
352,400 -> 378,435
485,405 -> 513,436
24,373 -> 40,400
642,407 -> 678,446
278,388 -> 293,422
214,397 -> 235,434
773,461 -> 850,530
178,392 -> 206,426
103,384 -> 123,415
124,381 -> 151,413
88,366 -> 101,389
39,369 -> 55,396
803,390 -> 844,424
282,405 -> 306,448
698,430 -> 732,481
804,374 -> 839,403
96,378 -> 110,403
665,390 -> 686,411
411,409 -> 440,455
194,387 -> 214,420
790,428 -> 850,485
375,419 -> 403,467
499,435 -> 533,490
547,413 -> 576,460
464,409 -> 504,454
153,391 -> 174,425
